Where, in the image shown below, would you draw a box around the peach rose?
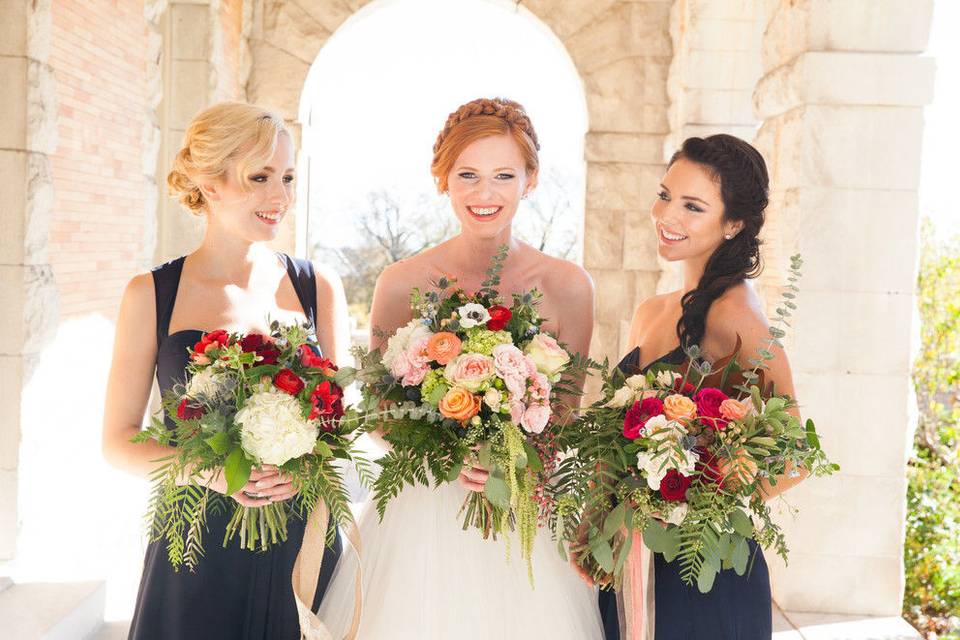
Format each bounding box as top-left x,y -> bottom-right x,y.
718,447 -> 759,487
426,332 -> 462,365
438,386 -> 481,422
719,398 -> 750,421
663,394 -> 697,422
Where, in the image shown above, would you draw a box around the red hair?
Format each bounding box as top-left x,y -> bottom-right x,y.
431,97 -> 540,193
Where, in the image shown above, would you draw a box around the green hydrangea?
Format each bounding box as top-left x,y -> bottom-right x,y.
461,328 -> 512,356
420,368 -> 449,406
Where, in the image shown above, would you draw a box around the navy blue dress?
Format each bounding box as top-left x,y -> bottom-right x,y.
599,346 -> 772,640
129,254 -> 342,640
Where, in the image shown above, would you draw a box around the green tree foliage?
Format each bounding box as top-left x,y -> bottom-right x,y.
905,219 -> 960,639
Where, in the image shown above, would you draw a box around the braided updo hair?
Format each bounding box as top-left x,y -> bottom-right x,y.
671,134 -> 769,350
167,102 -> 289,214
431,97 -> 540,193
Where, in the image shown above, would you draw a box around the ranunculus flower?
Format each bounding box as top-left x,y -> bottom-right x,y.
444,353 -> 495,393
236,388 -> 318,464
521,404 -> 550,434
177,397 -> 204,420
192,329 -> 230,359
719,398 -> 750,421
438,386 -> 481,422
309,380 -> 344,431
623,397 -> 665,439
457,303 -> 491,329
273,368 -> 305,395
660,469 -> 693,501
672,378 -> 696,395
663,394 -> 697,422
486,305 -> 512,331
695,387 -> 729,430
525,333 -> 570,379
426,332 -> 462,365
240,333 -> 280,365
299,344 -> 338,376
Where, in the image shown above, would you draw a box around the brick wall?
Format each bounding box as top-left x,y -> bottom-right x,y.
47,0 -> 149,319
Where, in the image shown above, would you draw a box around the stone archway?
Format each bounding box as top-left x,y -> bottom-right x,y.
243,0 -> 676,366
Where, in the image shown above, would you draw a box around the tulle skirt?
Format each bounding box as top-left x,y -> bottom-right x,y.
318,480 -> 604,639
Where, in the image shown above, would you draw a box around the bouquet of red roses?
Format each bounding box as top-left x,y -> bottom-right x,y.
134,320 -> 367,571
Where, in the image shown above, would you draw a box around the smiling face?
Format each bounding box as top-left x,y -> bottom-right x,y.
202,133 -> 296,242
446,133 -> 536,240
651,158 -> 743,264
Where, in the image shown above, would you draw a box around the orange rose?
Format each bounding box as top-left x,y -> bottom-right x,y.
426,332 -> 462,365
663,394 -> 697,422
719,398 -> 750,421
438,386 -> 481,422
718,447 -> 758,487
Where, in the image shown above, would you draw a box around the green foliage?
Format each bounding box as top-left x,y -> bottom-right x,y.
905,220 -> 960,639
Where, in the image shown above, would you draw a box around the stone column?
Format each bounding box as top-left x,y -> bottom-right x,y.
752,0 -> 934,615
0,0 -> 59,559
556,0 -> 674,364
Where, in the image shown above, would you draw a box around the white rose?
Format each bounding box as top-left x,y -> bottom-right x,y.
186,368 -> 229,400
235,388 -> 317,465
636,447 -> 697,490
381,319 -> 433,374
483,388 -> 503,411
457,303 -> 491,329
644,415 -> 687,444
655,370 -> 682,388
625,374 -> 647,391
524,333 -> 570,379
605,385 -> 636,408
665,502 -> 688,526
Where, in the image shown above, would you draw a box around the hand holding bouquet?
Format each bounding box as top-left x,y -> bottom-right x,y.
134,320 -> 366,571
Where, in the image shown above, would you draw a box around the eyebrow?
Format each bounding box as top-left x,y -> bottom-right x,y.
457,166 -> 519,172
660,183 -> 709,206
259,166 -> 295,173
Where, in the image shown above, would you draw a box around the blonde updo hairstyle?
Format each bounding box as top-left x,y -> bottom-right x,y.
167,102 -> 290,214
431,97 -> 540,194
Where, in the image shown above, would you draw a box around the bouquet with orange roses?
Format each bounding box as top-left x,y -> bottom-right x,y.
354,247 -> 586,579
550,255 -> 838,593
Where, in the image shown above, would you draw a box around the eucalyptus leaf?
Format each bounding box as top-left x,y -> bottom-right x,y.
484,474 -> 510,509
603,503 -> 626,540
729,509 -> 754,538
590,538 -> 615,574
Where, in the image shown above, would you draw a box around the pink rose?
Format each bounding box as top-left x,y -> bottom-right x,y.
524,333 -> 570,378
694,387 -> 730,430
491,344 -> 529,395
391,335 -> 431,386
508,395 -> 525,424
521,404 -> 551,434
444,353 -> 495,393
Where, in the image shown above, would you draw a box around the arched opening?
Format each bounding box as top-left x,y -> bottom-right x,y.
297,0 -> 588,339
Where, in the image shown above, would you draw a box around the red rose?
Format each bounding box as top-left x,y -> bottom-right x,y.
660,469 -> 693,502
672,378 -> 696,396
486,305 -> 512,331
192,329 -> 230,358
240,333 -> 280,366
299,344 -> 338,376
309,380 -> 344,430
176,397 -> 204,420
623,397 -> 665,439
694,387 -> 730,430
273,368 -> 304,395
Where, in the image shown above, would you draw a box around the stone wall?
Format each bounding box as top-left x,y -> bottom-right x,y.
752,0 -> 934,616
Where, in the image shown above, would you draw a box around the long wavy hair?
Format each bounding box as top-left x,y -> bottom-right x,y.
671,134 -> 769,350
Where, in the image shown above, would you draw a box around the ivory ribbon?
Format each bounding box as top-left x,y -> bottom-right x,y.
292,502 -> 364,640
617,529 -> 655,640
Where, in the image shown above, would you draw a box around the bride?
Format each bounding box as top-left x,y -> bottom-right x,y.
318,97 -> 603,639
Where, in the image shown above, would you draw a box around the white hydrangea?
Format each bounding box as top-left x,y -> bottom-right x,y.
381,319 -> 433,373
186,368 -> 229,400
235,388 -> 317,465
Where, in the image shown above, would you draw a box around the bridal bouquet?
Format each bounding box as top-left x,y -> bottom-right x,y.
134,321 -> 365,571
551,255 -> 838,592
355,247 -> 583,579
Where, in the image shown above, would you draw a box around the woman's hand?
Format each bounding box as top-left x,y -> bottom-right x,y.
457,459 -> 489,493
568,520 -> 596,587
188,465 -> 300,507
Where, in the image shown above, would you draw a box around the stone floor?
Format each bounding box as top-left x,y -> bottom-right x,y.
774,604 -> 923,640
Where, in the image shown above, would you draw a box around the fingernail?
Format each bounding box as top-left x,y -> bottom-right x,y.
255,481 -> 264,489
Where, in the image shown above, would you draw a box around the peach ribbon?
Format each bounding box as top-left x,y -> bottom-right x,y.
618,528 -> 655,640
293,502 -> 363,640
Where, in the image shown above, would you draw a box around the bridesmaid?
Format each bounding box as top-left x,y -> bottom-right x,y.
101,102 -> 347,639
591,134 -> 809,639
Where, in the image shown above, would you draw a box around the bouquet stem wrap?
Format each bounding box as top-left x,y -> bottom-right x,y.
293,502 -> 363,640
618,529 -> 655,640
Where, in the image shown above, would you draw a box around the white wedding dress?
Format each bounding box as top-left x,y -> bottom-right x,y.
318,465 -> 604,640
